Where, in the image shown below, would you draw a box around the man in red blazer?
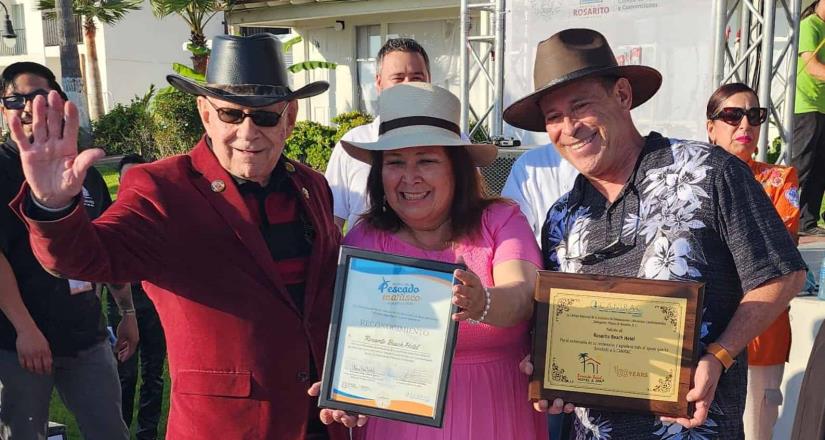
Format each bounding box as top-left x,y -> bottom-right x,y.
8,34 -> 347,440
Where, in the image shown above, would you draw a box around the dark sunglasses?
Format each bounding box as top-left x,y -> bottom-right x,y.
205,98 -> 288,127
1,89 -> 49,110
565,192 -> 640,265
710,106 -> 768,126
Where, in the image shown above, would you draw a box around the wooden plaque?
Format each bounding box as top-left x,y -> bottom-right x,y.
530,271 -> 704,418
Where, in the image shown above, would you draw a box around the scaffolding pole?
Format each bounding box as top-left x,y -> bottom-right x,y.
713,0 -> 801,163
460,0 -> 506,139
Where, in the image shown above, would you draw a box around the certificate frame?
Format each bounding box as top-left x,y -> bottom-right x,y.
530,271 -> 704,418
319,246 -> 463,427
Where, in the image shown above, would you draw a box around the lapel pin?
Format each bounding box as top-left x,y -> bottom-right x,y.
211,179 -> 226,193
285,162 -> 296,173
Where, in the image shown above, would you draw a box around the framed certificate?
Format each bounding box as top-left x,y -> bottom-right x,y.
319,246 -> 462,427
530,271 -> 704,418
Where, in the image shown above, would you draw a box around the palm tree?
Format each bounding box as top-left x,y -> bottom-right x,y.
39,0 -> 142,121
149,0 -> 233,75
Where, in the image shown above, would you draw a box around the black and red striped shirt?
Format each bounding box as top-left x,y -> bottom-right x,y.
235,160 -> 314,310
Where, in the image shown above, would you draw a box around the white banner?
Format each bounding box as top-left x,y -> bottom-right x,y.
504,0 -> 717,146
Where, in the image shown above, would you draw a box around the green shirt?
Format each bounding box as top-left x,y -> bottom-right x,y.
796,14 -> 825,114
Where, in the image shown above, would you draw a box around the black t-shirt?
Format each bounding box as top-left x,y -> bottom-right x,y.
0,139 -> 111,356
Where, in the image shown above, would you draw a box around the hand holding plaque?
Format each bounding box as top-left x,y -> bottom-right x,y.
530,272 -> 704,418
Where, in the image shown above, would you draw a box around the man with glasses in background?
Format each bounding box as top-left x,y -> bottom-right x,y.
6,36 -> 347,440
0,61 -> 133,439
510,29 -> 806,439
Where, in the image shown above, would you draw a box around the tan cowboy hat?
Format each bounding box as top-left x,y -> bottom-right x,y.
167,34 -> 328,107
341,82 -> 497,166
503,28 -> 662,132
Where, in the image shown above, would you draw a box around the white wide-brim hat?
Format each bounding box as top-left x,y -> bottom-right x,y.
341,82 -> 497,167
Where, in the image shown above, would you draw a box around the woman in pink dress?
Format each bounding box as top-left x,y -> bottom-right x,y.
317,82 -> 547,439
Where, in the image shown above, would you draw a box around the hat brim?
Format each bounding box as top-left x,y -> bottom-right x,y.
166,74 -> 329,107
341,126 -> 497,167
502,65 -> 662,132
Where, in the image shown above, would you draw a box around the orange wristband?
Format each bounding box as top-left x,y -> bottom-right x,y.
706,342 -> 735,371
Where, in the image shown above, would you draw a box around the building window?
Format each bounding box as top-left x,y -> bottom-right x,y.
0,4 -> 26,56
356,24 -> 381,114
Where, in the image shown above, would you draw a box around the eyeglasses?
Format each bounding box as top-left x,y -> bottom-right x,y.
564,184 -> 640,266
710,107 -> 768,127
205,98 -> 289,127
1,89 -> 49,110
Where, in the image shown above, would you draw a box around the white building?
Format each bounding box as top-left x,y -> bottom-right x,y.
0,0 -> 223,113
226,0 -> 489,125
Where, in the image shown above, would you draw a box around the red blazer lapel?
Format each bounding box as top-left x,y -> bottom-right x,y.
188,139 -> 300,314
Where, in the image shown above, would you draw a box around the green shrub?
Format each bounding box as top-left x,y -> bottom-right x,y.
92,86 -> 155,158
151,87 -> 203,158
468,119 -> 491,144
768,136 -> 782,164
284,120 -> 337,171
331,110 -> 374,143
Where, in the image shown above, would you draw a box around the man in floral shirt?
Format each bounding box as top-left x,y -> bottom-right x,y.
504,29 -> 807,439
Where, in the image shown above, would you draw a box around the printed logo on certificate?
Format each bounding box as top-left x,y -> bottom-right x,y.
319,246 -> 462,427
530,272 -> 704,418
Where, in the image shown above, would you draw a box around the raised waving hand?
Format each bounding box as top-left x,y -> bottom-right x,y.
9,91 -> 104,208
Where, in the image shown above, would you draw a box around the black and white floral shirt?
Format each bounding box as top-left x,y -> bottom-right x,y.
541,132 -> 805,440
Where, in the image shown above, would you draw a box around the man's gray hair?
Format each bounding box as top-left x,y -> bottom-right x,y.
376,38 -> 431,76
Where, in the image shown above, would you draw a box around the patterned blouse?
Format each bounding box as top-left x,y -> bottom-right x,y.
541,133 -> 805,440
747,160 -> 799,366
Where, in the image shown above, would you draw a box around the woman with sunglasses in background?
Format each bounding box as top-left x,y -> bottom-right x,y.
706,82 -> 800,440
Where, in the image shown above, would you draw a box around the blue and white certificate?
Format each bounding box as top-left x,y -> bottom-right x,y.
319,246 -> 460,427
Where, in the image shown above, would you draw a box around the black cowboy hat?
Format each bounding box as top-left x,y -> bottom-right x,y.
503,28 -> 662,132
167,33 -> 329,108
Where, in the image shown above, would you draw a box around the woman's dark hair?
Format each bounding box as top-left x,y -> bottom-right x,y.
706,82 -> 759,119
803,0 -> 819,19
359,146 -> 499,240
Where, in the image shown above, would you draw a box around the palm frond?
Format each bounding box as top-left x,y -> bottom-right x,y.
172,62 -> 205,82
288,61 -> 337,74
282,35 -> 302,53
37,0 -> 140,24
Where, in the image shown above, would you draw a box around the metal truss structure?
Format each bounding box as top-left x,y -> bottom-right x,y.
460,0 -> 803,159
459,0 -> 505,140
710,0 -> 801,162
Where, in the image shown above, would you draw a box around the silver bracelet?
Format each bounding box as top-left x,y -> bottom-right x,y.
468,287 -> 492,325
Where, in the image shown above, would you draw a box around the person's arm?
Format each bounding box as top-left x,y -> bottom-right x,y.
107,283 -> 139,361
325,144 -> 350,232
663,157 -> 807,429
798,21 -> 825,81
9,92 -> 165,284
662,270 -> 805,429
0,252 -> 52,374
452,259 -> 536,326
802,51 -> 825,82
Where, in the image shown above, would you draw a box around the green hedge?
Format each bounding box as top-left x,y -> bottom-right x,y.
93,87 -> 372,172
151,87 -> 203,158
284,111 -> 373,172
92,86 -> 155,159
